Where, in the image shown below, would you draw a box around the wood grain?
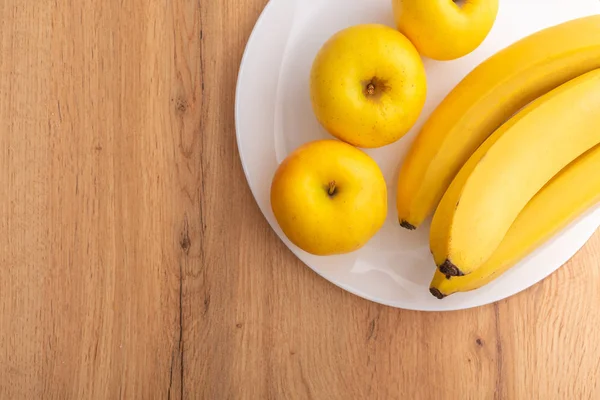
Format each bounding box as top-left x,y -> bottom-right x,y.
0,0 -> 599,398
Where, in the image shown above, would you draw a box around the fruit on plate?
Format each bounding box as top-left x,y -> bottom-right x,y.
430,69 -> 600,277
270,140 -> 387,256
396,15 -> 600,230
310,24 -> 427,149
391,0 -> 499,60
430,144 -> 600,299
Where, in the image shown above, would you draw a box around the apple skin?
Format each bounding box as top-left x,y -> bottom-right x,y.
270,140 -> 387,256
392,0 -> 499,61
310,24 -> 427,149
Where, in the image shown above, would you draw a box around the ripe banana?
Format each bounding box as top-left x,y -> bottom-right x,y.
430,144 -> 600,299
396,15 -> 600,230
430,68 -> 600,277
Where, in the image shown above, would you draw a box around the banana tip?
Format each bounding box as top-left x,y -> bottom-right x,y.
439,260 -> 464,277
400,220 -> 416,230
430,287 -> 446,299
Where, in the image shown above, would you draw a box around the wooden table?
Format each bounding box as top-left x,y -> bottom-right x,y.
2,1 -> 600,398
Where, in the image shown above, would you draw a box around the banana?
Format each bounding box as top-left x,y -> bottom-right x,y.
396,15 -> 600,231
430,144 -> 600,299
430,68 -> 600,277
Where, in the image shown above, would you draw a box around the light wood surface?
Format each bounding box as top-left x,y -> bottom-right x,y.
1,0 -> 600,398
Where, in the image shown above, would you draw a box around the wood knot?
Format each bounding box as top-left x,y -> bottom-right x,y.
203,295 -> 210,316
179,221 -> 191,254
180,235 -> 190,253
176,98 -> 188,112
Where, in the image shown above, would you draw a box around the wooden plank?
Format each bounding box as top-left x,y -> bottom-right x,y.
0,0 -> 599,398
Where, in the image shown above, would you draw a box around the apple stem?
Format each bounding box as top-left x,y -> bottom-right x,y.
328,180 -> 337,196
366,83 -> 376,95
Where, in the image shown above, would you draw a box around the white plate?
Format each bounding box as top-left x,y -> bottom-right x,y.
235,0 -> 600,311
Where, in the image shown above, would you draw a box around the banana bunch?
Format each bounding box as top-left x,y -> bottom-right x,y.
394,15 -> 600,298
430,145 -> 600,299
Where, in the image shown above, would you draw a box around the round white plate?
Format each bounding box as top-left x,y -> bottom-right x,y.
235,0 -> 600,311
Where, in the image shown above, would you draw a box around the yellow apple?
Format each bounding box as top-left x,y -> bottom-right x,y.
270,140 -> 387,256
310,24 -> 427,149
392,0 -> 499,61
